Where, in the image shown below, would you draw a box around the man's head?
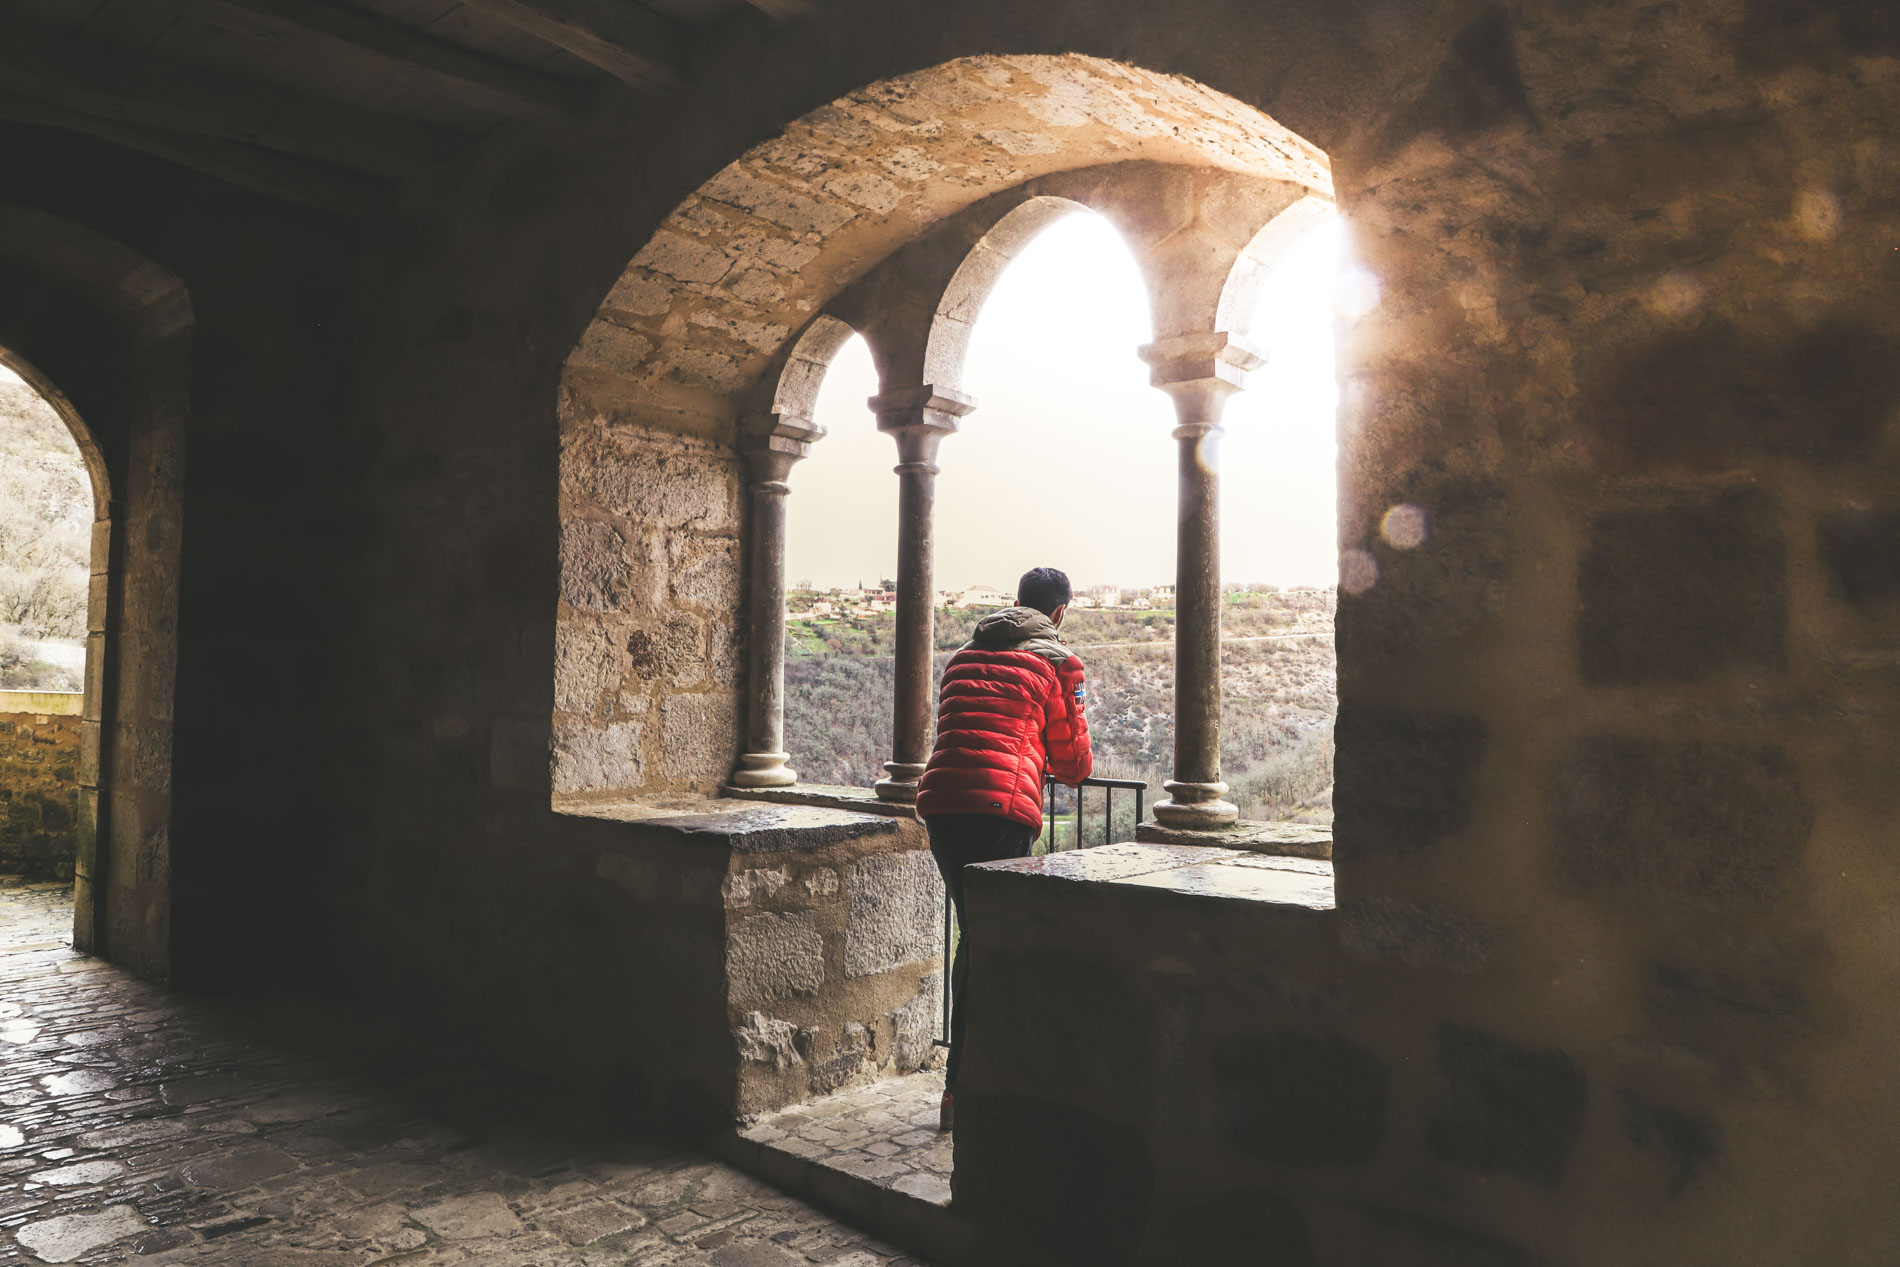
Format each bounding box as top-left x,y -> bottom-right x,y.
1017,567 -> 1073,624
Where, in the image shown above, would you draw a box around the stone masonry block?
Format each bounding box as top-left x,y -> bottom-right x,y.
842,850 -> 942,978
976,946 -> 1148,1100
551,720 -> 642,795
559,519 -> 645,613
1818,508 -> 1900,609
728,910 -> 824,1005
1210,1031 -> 1389,1167
1333,706 -> 1486,857
659,693 -> 738,786
1578,490 -> 1786,686
1426,1023 -> 1586,1185
1549,735 -> 1812,909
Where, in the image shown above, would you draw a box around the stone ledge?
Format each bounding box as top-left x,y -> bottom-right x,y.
973,840 -> 1334,911
723,782 -> 920,820
556,793 -> 903,853
1135,818 -> 1331,859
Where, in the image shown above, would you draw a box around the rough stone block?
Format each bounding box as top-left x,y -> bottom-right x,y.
1578,318 -> 1900,470
890,973 -> 942,1072
1426,1023 -> 1586,1185
732,1011 -> 803,1069
1338,898 -> 1495,972
1548,735 -> 1812,908
975,946 -> 1148,1100
1209,1031 -> 1389,1167
659,693 -> 738,786
559,519 -> 643,613
1337,476 -> 1507,660
842,850 -> 943,977
553,621 -> 630,716
1578,490 -> 1786,686
551,720 -> 642,795
1332,706 -> 1486,856
727,910 -> 824,1005
1818,508 -> 1900,609
955,1091 -> 1151,1264
1619,1088 -> 1719,1197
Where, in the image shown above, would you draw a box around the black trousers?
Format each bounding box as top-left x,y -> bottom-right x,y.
924,812 -> 1038,1090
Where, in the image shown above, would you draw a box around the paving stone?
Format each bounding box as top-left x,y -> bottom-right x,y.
0,880 -> 916,1267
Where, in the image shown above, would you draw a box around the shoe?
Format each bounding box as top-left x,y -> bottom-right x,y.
939,1090 -> 954,1132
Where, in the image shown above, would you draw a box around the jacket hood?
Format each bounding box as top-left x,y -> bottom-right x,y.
966,606 -> 1071,664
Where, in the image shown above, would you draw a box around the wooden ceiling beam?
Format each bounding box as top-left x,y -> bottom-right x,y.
0,15 -> 465,179
178,0 -> 593,121
0,91 -> 387,219
455,0 -> 682,89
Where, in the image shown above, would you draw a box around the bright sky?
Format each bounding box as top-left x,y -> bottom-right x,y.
785,210 -> 1343,593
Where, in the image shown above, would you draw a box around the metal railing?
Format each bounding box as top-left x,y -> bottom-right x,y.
935,775 -> 1149,1045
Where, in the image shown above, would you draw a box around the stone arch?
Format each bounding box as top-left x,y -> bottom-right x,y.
762,313 -> 860,427
0,204 -> 192,981
554,54 -> 1333,801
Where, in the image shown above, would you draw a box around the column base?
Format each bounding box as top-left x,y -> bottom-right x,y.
873,761 -> 926,804
730,752 -> 798,789
1152,780 -> 1238,829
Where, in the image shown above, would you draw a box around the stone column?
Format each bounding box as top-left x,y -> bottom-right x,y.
870,385 -> 976,803
1140,333 -> 1265,829
731,415 -> 822,788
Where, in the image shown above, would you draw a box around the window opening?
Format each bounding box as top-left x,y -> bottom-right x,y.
0,360 -> 92,888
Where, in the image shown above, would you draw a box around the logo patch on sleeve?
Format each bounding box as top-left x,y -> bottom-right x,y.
1074,686 -> 1086,700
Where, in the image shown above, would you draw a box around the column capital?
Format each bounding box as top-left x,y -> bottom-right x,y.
1140,333 -> 1265,432
870,383 -> 977,433
1138,332 -> 1268,387
740,412 -> 823,487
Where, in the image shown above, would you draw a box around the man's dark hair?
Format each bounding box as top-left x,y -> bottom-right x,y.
1017,567 -> 1073,616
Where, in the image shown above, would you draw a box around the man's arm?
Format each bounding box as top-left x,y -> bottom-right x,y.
1041,655 -> 1093,786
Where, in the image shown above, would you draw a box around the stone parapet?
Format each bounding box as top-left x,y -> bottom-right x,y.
0,703 -> 82,881
559,796 -> 943,1120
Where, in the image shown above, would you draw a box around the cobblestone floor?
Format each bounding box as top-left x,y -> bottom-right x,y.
740,1074 -> 951,1208
0,876 -> 929,1266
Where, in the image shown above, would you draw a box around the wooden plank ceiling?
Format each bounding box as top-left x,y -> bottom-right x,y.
0,0 -> 812,218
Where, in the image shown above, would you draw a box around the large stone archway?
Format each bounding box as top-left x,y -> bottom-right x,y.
553,54 -> 1332,806
0,205 -> 192,982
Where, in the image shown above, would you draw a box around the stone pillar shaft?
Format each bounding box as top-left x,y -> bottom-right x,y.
1142,334 -> 1265,829
731,419 -> 820,789
871,385 -> 975,803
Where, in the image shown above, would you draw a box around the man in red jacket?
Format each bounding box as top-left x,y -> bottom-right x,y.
917,566 -> 1092,1130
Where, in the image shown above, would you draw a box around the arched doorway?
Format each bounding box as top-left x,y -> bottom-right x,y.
0,206 -> 192,982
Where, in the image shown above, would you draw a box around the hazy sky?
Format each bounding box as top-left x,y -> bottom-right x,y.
785,210 -> 1343,593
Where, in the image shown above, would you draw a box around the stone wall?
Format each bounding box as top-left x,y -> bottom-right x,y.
0,693 -> 81,880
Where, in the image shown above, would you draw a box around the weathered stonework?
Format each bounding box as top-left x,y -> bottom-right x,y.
0,699 -> 81,880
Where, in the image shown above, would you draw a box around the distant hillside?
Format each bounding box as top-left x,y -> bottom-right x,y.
785,588 -> 1336,825
0,380 -> 90,690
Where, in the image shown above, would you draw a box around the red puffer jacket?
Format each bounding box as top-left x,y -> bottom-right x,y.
916,606 -> 1093,828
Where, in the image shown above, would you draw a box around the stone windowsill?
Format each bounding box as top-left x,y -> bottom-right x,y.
1134,818 -> 1331,859
973,840 -> 1335,910
722,782 -> 919,819
553,793 -> 903,855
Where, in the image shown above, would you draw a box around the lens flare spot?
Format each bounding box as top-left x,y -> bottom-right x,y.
1380,503 -> 1428,550
1340,547 -> 1379,595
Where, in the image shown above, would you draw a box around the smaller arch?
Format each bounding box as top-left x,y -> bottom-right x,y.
923,196 -> 1090,392
1215,194 -> 1339,344
0,347 -> 111,512
766,313 -> 859,427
